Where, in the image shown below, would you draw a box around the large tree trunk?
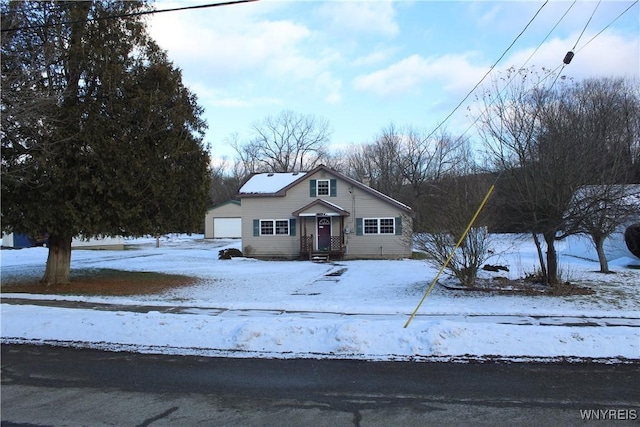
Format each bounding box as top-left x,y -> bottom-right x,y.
593,234 -> 610,273
543,231 -> 559,286
42,234 -> 73,285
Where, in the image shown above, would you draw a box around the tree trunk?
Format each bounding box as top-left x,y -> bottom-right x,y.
593,235 -> 610,273
532,232 -> 548,286
543,231 -> 559,286
41,234 -> 73,285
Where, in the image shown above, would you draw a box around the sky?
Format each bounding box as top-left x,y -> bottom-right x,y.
2,234 -> 639,361
146,0 -> 640,164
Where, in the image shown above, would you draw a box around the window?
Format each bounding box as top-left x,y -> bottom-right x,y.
317,179 -> 329,196
364,219 -> 378,234
275,220 -> 289,235
259,219 -> 289,236
310,179 -> 337,197
363,218 -> 395,235
379,218 -> 395,234
260,220 -> 274,235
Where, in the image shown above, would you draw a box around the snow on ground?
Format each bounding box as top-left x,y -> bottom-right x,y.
1,234 -> 639,362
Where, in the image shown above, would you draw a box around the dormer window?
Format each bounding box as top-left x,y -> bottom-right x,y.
317,179 -> 329,196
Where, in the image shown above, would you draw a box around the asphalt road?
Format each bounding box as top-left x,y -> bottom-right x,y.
2,344 -> 639,426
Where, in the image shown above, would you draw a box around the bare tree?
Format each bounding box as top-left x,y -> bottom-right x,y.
208,158 -> 245,206
340,124 -> 470,230
415,174 -> 496,287
477,69 -> 640,285
230,110 -> 331,173
562,78 -> 640,272
475,67 -> 588,286
568,185 -> 640,273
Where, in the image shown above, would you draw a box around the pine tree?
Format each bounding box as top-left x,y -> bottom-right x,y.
1,1 -> 211,285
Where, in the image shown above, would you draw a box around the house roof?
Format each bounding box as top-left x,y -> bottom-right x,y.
238,172 -> 307,195
207,199 -> 240,211
237,165 -> 412,213
292,199 -> 351,217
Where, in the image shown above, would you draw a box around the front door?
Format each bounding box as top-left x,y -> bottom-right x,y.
317,216 -> 331,251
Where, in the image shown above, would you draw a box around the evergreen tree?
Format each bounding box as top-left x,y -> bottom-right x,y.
1,1 -> 211,285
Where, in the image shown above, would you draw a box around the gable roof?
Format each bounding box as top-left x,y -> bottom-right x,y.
238,165 -> 412,213
292,199 -> 351,217
238,172 -> 306,195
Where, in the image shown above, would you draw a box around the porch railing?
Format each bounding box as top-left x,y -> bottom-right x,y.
299,234 -> 344,260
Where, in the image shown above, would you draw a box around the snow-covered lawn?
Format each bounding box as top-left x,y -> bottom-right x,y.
1,234 -> 639,362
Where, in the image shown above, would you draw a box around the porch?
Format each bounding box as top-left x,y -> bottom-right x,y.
293,199 -> 350,261
300,234 -> 345,261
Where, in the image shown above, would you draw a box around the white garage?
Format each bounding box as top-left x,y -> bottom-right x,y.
205,200 -> 241,239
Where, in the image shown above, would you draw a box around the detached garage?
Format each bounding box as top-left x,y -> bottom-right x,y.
205,200 -> 241,239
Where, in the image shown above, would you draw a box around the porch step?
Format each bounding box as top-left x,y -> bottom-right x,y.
311,253 -> 330,262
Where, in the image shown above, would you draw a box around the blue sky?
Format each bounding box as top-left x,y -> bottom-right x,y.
148,1 -> 640,164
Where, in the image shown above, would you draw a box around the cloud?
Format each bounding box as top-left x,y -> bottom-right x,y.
317,1 -> 399,37
502,31 -> 640,79
149,14 -> 312,76
316,72 -> 342,105
354,25 -> 639,100
353,52 -> 486,98
352,45 -> 399,67
148,2 -> 343,105
187,83 -> 282,109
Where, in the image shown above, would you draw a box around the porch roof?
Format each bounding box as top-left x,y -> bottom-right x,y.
292,199 -> 350,217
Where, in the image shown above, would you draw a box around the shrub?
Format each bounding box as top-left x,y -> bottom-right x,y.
218,248 -> 243,259
415,227 -> 493,287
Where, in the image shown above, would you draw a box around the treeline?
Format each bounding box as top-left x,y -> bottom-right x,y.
211,71 -> 640,285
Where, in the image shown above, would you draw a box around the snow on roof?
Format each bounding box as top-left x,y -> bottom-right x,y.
239,172 -> 306,194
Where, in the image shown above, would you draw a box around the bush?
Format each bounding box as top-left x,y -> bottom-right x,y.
218,248 -> 243,259
415,227 -> 493,287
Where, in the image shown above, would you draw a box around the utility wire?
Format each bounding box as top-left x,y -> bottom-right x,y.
576,0 -> 638,52
405,0 -> 637,327
455,0 -> 577,145
405,1 -> 552,328
547,0 -> 601,93
572,0 -> 601,50
422,0 -> 549,143
536,0 -> 637,90
1,0 -> 259,33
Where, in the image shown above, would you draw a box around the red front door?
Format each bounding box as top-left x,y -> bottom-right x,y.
317,216 -> 331,251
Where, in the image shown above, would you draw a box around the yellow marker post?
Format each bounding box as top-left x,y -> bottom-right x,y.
404,184 -> 496,328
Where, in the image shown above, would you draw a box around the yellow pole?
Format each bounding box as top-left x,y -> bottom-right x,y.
404,184 -> 495,328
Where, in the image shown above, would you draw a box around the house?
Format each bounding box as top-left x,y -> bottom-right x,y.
1,233 -> 124,250
238,165 -> 412,260
205,200 -> 242,239
1,233 -> 38,248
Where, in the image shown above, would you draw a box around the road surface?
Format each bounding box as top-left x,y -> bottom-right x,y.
2,344 -> 638,426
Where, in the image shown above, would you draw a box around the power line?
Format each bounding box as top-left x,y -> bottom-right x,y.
422,0 -> 549,143
455,1 -> 578,144
577,0 -> 638,53
449,0 -> 636,146
548,0 -> 602,93
1,0 -> 259,33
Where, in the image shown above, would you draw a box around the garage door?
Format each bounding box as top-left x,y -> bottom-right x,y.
213,218 -> 242,238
